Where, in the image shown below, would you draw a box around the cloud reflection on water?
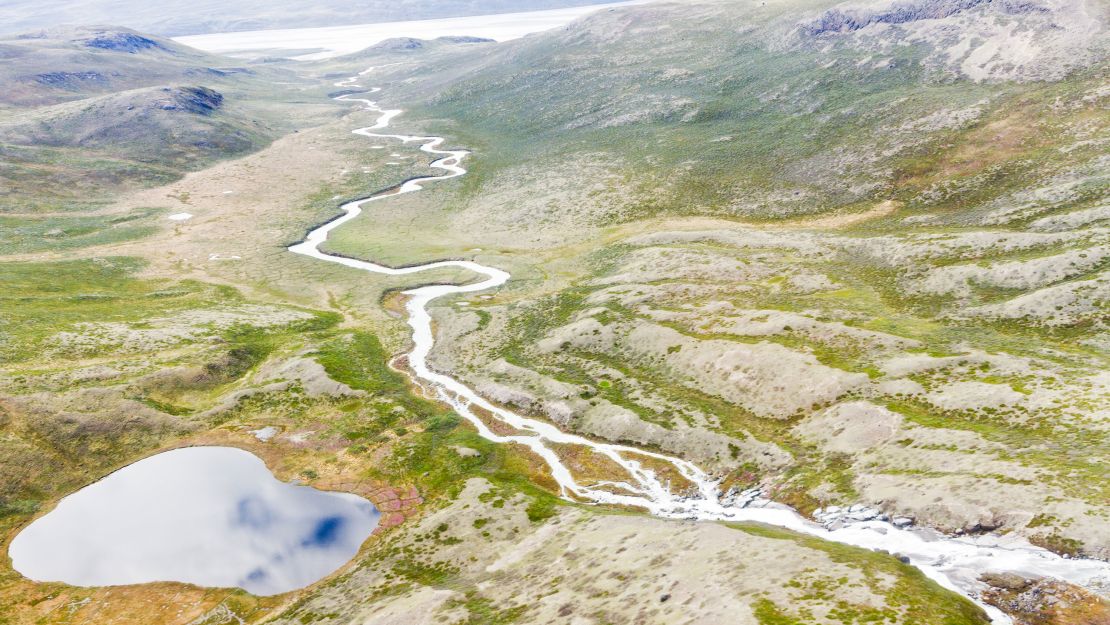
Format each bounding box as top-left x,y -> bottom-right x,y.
9,446 -> 379,595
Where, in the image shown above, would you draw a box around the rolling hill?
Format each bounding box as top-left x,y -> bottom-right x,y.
0,27 -> 334,212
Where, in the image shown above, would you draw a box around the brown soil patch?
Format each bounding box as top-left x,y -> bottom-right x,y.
468,403 -> 532,437
941,109 -> 1044,177
623,451 -> 696,495
551,442 -> 636,487
504,442 -> 561,494
777,200 -> 901,230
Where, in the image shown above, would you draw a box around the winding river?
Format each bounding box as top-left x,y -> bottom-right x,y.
289,68 -> 1110,623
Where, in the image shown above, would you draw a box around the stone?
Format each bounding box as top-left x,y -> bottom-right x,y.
453,446 -> 482,458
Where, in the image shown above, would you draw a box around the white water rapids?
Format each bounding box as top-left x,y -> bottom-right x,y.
289,68 -> 1110,623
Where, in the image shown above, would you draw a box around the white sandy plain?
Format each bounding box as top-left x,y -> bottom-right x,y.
175,1 -> 645,59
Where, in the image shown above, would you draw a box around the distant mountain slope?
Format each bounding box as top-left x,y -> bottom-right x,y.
0,27 -> 329,212
0,1 -> 615,37
350,0 -> 1106,223
0,27 -> 246,107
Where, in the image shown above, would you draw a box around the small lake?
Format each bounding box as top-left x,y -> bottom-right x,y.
8,446 -> 379,595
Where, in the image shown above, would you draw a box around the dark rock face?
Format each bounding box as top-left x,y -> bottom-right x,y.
154,86 -> 223,115
83,31 -> 164,53
33,71 -> 108,89
192,67 -> 253,77
801,0 -> 1049,36
326,89 -> 367,99
372,37 -> 426,51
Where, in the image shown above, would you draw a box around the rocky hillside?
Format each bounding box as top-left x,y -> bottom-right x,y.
798,0 -> 1106,80
336,0 -> 1106,223
1,86 -> 263,168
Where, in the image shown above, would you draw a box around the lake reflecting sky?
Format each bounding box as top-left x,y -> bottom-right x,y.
8,446 -> 379,595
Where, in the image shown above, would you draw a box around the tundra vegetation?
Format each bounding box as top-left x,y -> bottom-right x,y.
0,1 -> 1107,624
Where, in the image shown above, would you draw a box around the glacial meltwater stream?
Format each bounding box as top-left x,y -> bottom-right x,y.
286,67 -> 1110,623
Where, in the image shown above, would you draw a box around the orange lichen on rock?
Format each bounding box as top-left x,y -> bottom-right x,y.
981,574 -> 1110,625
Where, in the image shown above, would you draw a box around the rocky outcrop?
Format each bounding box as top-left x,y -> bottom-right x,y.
82,30 -> 165,53
796,0 -> 1102,81
33,70 -> 107,89
368,35 -> 495,52
153,85 -> 223,115
435,36 -> 495,44
801,0 -> 1047,36
371,37 -> 427,51
981,574 -> 1110,624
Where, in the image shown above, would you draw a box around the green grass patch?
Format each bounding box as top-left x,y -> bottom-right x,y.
0,257 -> 224,362
0,209 -> 160,254
731,522 -> 989,625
